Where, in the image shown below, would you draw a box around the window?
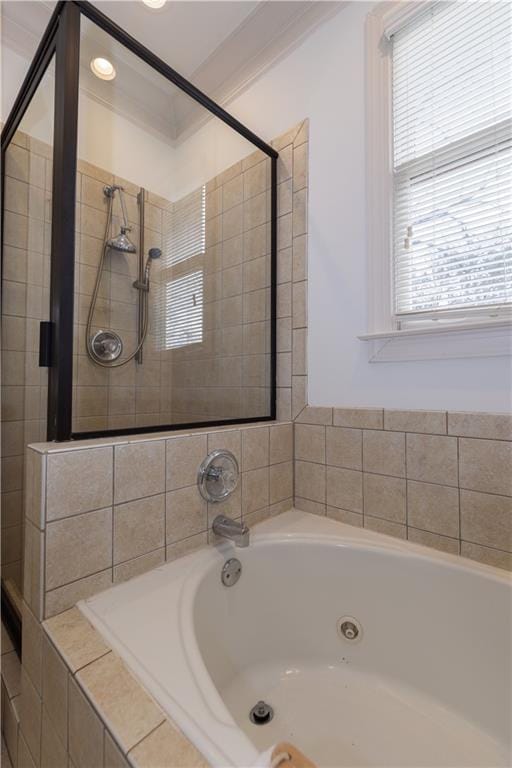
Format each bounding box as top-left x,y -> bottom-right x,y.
391,2 -> 511,324
164,186 -> 206,267
164,270 -> 203,350
363,1 -> 512,361
159,186 -> 205,350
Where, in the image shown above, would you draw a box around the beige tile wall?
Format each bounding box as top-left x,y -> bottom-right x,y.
72,122 -> 311,431
273,122 -> 309,422
73,164 -> 169,432
294,407 -> 512,570
24,420 -> 293,620
170,152 -> 273,424
1,130 -> 52,591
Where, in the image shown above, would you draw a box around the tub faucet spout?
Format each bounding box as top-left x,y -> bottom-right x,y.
212,515 -> 250,547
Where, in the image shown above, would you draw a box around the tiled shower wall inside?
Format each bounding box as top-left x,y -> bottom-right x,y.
294,406 -> 512,571
2,130 -> 52,591
73,151 -> 274,431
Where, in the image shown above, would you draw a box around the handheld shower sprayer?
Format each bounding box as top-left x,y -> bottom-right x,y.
133,247 -> 162,292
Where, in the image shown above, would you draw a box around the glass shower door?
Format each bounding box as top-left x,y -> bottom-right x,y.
1,59 -> 55,610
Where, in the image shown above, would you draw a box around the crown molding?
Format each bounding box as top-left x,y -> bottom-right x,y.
174,1 -> 346,141
2,0 -> 347,143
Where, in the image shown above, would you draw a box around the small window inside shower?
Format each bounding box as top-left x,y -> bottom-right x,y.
164,270 -> 204,350
158,185 -> 205,350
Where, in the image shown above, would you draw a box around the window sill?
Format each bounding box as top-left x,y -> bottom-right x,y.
358,319 -> 512,362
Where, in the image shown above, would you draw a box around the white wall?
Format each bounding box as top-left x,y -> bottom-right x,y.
174,1 -> 511,413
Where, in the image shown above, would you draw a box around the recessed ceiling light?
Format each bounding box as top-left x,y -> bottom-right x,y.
142,0 -> 167,8
90,57 -> 116,81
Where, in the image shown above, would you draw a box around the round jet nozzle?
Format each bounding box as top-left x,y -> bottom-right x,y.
148,247 -> 161,260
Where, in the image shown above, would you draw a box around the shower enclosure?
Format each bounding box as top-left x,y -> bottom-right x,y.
1,0 -> 277,635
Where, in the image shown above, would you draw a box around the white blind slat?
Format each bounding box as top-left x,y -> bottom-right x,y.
158,185 -> 206,349
391,1 -> 512,318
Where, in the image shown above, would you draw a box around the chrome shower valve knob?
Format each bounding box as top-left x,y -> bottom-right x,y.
198,449 -> 239,502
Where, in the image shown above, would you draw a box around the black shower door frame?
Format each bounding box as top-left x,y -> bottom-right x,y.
1,0 -> 278,442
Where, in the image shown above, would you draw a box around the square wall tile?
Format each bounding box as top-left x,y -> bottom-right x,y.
166,486 -> 207,544
242,427 -> 269,471
68,677 -> 104,768
21,602 -> 42,695
407,480 -> 459,538
207,430 -> 241,465
242,467 -> 269,514
269,462 -> 293,504
114,494 -> 165,564
20,669 -> 42,767
460,489 -> 512,551
45,508 -> 112,590
166,435 -> 207,490
295,461 -> 325,503
269,424 -> 293,464
363,473 -> 406,523
363,431 -> 405,478
459,438 -> 512,496
41,706 -> 67,768
326,467 -> 362,513
406,433 -> 458,487
114,441 -> 165,504
41,635 -> 68,746
295,424 -> 325,464
46,447 -> 113,521
326,427 -> 362,470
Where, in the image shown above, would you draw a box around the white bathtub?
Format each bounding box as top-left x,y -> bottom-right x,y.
80,510 -> 511,768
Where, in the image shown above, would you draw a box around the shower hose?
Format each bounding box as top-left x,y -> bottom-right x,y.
85,192 -> 149,368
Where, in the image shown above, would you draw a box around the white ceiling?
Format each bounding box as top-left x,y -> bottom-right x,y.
2,0 -> 344,141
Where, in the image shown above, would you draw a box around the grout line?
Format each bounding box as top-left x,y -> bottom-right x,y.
457,437 -> 461,555
404,432 -> 409,540
111,446 -> 115,576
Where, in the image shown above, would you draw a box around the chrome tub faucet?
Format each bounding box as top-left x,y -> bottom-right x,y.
212,515 -> 250,547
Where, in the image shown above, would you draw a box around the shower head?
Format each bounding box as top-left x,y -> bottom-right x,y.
148,247 -> 161,259
108,226 -> 136,253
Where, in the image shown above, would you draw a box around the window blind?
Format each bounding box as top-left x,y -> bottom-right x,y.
163,270 -> 204,350
158,186 -> 205,350
391,1 -> 512,320
163,186 -> 206,268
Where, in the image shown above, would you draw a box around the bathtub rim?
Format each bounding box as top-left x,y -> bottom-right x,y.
79,509 -> 511,767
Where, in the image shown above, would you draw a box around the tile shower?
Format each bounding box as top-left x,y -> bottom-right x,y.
73,150 -> 273,432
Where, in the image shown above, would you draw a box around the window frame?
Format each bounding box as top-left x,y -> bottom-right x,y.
362,1 -> 512,362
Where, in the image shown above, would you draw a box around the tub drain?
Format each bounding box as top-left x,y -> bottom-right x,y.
249,701 -> 274,725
